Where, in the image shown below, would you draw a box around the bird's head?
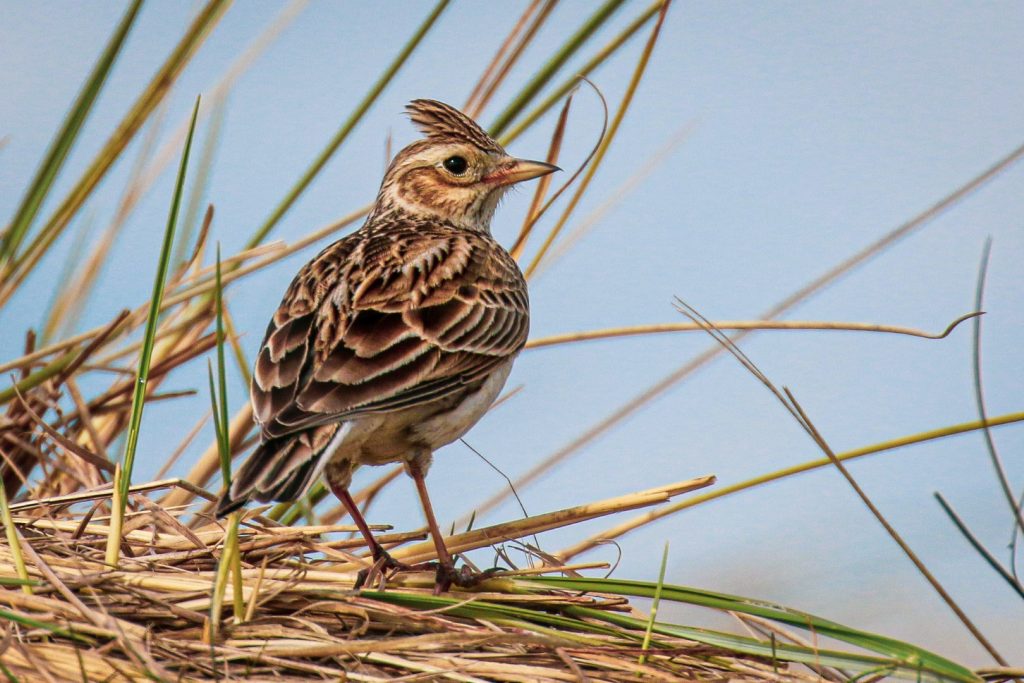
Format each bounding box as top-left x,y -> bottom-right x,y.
374,99 -> 558,230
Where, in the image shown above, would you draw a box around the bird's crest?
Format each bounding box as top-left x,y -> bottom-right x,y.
406,99 -> 504,154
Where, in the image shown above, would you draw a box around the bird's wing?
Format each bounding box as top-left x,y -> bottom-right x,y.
251,223 -> 528,438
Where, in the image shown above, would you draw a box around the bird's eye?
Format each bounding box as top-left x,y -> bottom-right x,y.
443,155 -> 468,175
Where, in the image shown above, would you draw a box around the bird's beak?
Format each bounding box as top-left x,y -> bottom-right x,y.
485,158 -> 560,186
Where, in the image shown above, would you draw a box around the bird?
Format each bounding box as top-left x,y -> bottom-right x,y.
216,99 -> 558,592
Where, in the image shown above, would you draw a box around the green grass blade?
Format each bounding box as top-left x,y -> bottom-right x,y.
638,541 -> 668,665
207,361 -> 228,485
244,0 -> 450,249
0,479 -> 32,595
566,605 -> 949,681
214,245 -> 231,486
0,658 -> 18,683
364,589 -> 628,639
0,0 -> 143,265
118,96 -> 201,504
367,587 -> 968,681
0,607 -> 93,644
488,0 -> 628,138
524,577 -> 979,682
0,353 -> 77,406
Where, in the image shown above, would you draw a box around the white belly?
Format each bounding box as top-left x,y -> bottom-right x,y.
326,359 -> 515,470
412,360 -> 513,448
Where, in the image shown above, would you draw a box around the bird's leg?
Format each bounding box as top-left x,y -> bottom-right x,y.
405,458 -> 498,594
405,460 -> 455,593
330,481 -> 424,589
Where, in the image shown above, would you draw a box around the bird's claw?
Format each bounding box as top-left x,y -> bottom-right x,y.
433,564 -> 503,594
353,547 -> 503,594
354,547 -> 440,590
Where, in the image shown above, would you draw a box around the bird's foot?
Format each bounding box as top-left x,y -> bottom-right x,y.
354,547 -> 439,590
353,547 -> 503,594
433,564 -> 503,594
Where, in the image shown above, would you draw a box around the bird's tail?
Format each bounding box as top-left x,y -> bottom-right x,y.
215,430 -> 329,518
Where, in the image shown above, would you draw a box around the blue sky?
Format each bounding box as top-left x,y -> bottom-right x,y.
2,1 -> 1022,663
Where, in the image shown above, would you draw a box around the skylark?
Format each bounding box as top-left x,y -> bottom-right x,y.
217,99 -> 557,592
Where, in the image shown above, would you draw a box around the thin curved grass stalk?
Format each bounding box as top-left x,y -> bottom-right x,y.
499,0 -> 665,146
675,293 -> 1006,664
0,0 -> 230,308
0,0 -> 143,266
468,137 -> 1024,521
784,322 -> 1004,658
512,78 -> 608,259
104,96 -> 201,567
524,0 -> 669,278
557,409 -> 1024,561
970,239 -> 1024,538
244,0 -> 449,250
524,313 -> 981,350
489,0 -> 629,137
510,89 -> 579,261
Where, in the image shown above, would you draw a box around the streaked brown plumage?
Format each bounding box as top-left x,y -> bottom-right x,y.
217,99 -> 557,591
